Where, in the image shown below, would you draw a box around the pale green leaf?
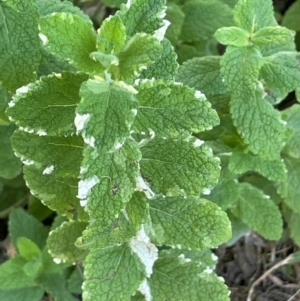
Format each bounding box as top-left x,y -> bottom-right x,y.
140,137 -> 220,196
101,0 -> 126,7
9,208 -> 49,249
82,139 -> 141,226
0,125 -> 22,179
0,1 -> 41,91
112,33 -> 162,81
17,237 -> 41,261
229,149 -> 287,183
279,157 -> 300,214
176,56 -> 227,96
181,0 -> 233,41
260,52 -> 300,99
83,244 -> 145,301
230,89 -> 288,159
0,257 -> 36,289
288,211 -> 300,246
37,0 -> 91,22
233,0 -> 276,33
0,287 -> 43,301
282,105 -> 300,159
36,273 -> 77,301
96,15 -> 126,54
149,253 -> 230,301
117,0 -> 166,36
220,0 -> 238,8
231,183 -> 282,240
79,192 -> 148,249
7,72 -> 88,137
251,26 -> 295,46
215,26 -> 250,46
23,165 -> 85,220
67,267 -> 83,294
220,45 -> 262,99
77,79 -> 137,150
139,39 -> 178,81
282,0 -> 300,31
39,13 -> 102,74
133,80 -> 219,137
47,221 -> 88,263
165,3 -> 185,44
149,196 -> 231,249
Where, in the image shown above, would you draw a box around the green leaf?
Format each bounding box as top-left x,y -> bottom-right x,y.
117,0 -> 166,37
282,105 -> 300,159
0,85 -> 10,125
260,52 -> 300,99
220,45 -> 262,99
112,33 -> 162,81
282,0 -> 300,31
7,72 -> 89,137
214,26 -> 250,46
181,0 -> 233,41
47,221 -> 88,263
9,208 -> 49,249
36,273 -> 77,301
133,80 -> 219,138
229,149 -> 287,183
176,56 -> 227,96
149,196 -> 231,249
67,267 -> 83,294
251,26 -> 295,46
230,89 -> 288,159
288,211 -> 300,246
17,237 -> 41,261
165,3 -> 185,44
0,257 -> 36,289
79,192 -> 148,249
83,244 -> 146,301
139,38 -> 178,81
96,15 -> 126,54
0,0 -> 41,91
101,0 -> 126,8
0,287 -> 44,301
231,183 -> 282,240
140,137 -> 220,196
233,0 -> 276,33
149,253 -> 230,301
0,125 -> 22,179
39,13 -> 102,74
279,157 -> 300,214
37,0 -> 91,22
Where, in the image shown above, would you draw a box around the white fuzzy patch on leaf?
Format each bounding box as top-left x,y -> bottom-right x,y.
193,139 -> 204,147
194,90 -> 206,99
43,165 -> 55,175
154,20 -> 170,41
78,176 -> 99,206
136,175 -> 155,199
75,113 -> 90,133
16,85 -> 29,95
129,225 -> 158,277
138,279 -> 152,301
37,129 -> 47,136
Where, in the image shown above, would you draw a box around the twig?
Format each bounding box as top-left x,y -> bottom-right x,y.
287,288 -> 300,301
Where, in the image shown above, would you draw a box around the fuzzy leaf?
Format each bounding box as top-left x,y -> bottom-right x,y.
112,33 -> 162,81
165,3 -> 185,44
221,45 -> 262,99
230,89 -> 288,159
133,80 -> 219,137
79,192 -> 148,249
233,0 -> 276,33
181,0 -> 233,41
215,26 -> 250,47
282,0 -> 300,31
7,72 -> 88,137
117,0 -> 166,36
149,253 -> 230,301
139,39 -> 178,81
149,196 -> 231,249
140,138 -> 220,196
0,85 -> 10,124
17,237 -> 41,261
83,244 -> 145,301
260,52 -> 300,98
0,0 -> 41,91
229,149 -> 287,183
39,13 -> 102,74
0,125 -> 22,179
47,221 -> 88,263
231,183 -> 282,240
176,56 -> 227,96
9,209 -> 49,249
96,15 -> 126,54
0,287 -> 43,301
